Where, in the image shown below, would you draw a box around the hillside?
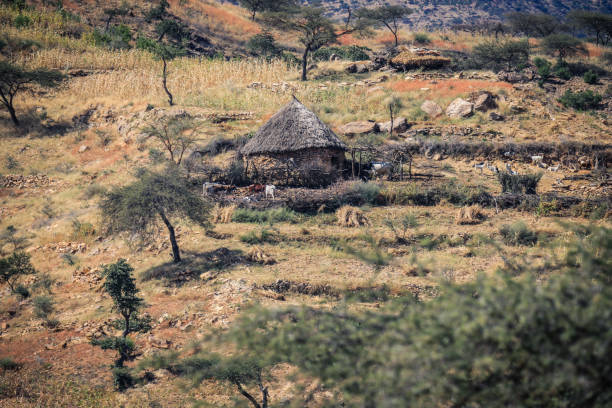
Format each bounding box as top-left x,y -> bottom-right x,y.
301,0 -> 612,29
0,1 -> 611,407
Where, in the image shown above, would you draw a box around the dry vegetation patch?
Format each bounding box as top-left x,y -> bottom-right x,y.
336,206 -> 370,228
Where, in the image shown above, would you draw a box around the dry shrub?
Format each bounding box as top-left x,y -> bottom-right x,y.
336,206 -> 370,228
212,204 -> 236,224
455,205 -> 487,225
246,246 -> 276,265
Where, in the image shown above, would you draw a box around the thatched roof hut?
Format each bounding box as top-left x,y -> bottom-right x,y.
241,97 -> 347,156
241,98 -> 347,185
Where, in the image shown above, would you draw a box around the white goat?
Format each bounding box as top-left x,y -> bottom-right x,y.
548,165 -> 560,172
486,162 -> 499,173
531,155 -> 544,164
265,185 -> 276,200
370,162 -> 393,179
505,163 -> 518,175
474,162 -> 485,173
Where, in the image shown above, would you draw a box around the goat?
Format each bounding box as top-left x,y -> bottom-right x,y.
265,185 -> 276,200
474,162 -> 485,173
505,163 -> 518,175
531,155 -> 544,164
487,163 -> 499,173
548,165 -> 560,172
369,162 -> 393,179
248,184 -> 265,193
203,182 -> 219,195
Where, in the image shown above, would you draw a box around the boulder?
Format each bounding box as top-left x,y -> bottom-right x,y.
78,145 -> 89,153
377,117 -> 409,134
345,61 -> 374,74
329,53 -> 341,61
473,91 -> 497,112
421,100 -> 443,118
489,112 -> 505,121
338,121 -> 379,137
446,98 -> 474,119
497,71 -> 529,83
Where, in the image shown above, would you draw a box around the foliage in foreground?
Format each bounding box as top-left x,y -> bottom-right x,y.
558,90 -> 603,111
152,225 -> 612,407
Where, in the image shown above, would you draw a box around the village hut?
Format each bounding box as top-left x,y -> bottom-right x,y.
240,97 -> 347,183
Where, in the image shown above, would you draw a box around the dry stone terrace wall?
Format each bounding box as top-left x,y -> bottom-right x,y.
245,148 -> 346,178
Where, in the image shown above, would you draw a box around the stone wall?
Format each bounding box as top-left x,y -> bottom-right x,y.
244,148 -> 346,185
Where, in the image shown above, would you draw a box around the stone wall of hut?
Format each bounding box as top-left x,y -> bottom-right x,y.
244,148 -> 345,184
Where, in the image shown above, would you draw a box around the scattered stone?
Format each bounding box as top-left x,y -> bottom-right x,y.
78,145 -> 89,153
0,174 -> 52,189
489,112 -> 505,121
421,100 -> 443,118
338,121 -> 379,137
377,117 -> 409,134
509,104 -> 527,114
472,91 -> 497,112
446,98 -> 474,119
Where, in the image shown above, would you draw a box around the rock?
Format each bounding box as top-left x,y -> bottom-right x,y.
366,86 -> 385,94
432,153 -> 444,161
489,112 -> 505,121
345,61 -> 374,74
78,145 -> 89,153
446,98 -> 474,119
377,117 -> 409,134
497,71 -> 529,83
509,104 -> 527,114
329,53 -> 341,61
0,322 -> 9,330
473,91 -> 497,112
338,121 -> 379,137
421,100 -> 443,118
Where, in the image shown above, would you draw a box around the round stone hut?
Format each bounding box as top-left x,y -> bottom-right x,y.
240,97 -> 347,183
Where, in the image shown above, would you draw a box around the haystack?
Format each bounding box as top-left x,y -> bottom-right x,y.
455,205 -> 487,225
337,206 -> 370,227
212,204 -> 236,224
246,246 -> 276,265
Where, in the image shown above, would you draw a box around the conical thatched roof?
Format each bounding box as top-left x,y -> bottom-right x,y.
241,97 -> 346,156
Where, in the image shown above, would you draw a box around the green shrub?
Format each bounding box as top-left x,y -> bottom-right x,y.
413,33 -> 431,44
558,90 -> 602,110
33,295 -> 54,319
0,357 -> 20,371
135,35 -> 156,52
497,172 -> 542,194
583,70 -> 598,84
71,219 -> 96,240
239,229 -> 276,245
14,284 -> 29,298
553,61 -> 572,80
499,222 -> 537,246
232,207 -> 298,224
472,39 -> 530,72
535,199 -> 558,217
350,181 -> 381,204
82,183 -> 107,199
247,31 -> 280,58
533,57 -> 551,86
13,14 -> 31,28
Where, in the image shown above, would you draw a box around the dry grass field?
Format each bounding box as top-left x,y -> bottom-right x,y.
0,1 -> 610,407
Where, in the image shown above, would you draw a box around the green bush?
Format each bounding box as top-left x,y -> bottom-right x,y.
14,14 -> 31,28
232,207 -> 298,224
350,181 -> 382,204
71,219 -> 96,240
82,183 -> 107,199
583,70 -> 598,84
558,90 -> 603,111
247,32 -> 281,58
472,39 -> 530,72
239,229 -> 276,245
499,222 -> 538,246
0,357 -> 20,371
33,295 -> 54,319
553,60 -> 572,80
14,284 -> 29,298
136,35 -> 156,52
413,33 -> 431,44
533,57 -> 551,86
497,172 -> 542,194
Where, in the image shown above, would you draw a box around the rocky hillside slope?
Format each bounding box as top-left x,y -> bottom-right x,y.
298,0 -> 612,29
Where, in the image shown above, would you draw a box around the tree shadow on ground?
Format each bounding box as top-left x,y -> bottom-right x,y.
140,247 -> 245,286
0,108 -> 73,138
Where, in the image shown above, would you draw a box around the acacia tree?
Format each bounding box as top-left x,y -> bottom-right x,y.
541,34 -> 587,62
264,6 -> 372,81
103,3 -> 129,33
0,61 -> 65,126
141,114 -> 200,165
505,12 -> 560,37
100,167 -> 210,263
568,10 -> 612,46
0,251 -> 36,294
91,259 -> 151,390
238,0 -> 296,21
356,5 -> 412,46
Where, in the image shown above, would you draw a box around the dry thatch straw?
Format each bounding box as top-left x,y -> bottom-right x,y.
246,247 -> 276,265
241,97 -> 347,155
212,204 -> 236,224
455,205 -> 487,225
336,206 -> 370,228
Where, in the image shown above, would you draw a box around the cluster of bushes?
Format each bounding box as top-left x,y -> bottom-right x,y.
312,45 -> 371,62
232,207 -> 299,224
559,90 -> 603,110
497,172 -> 542,195
471,39 -> 530,72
